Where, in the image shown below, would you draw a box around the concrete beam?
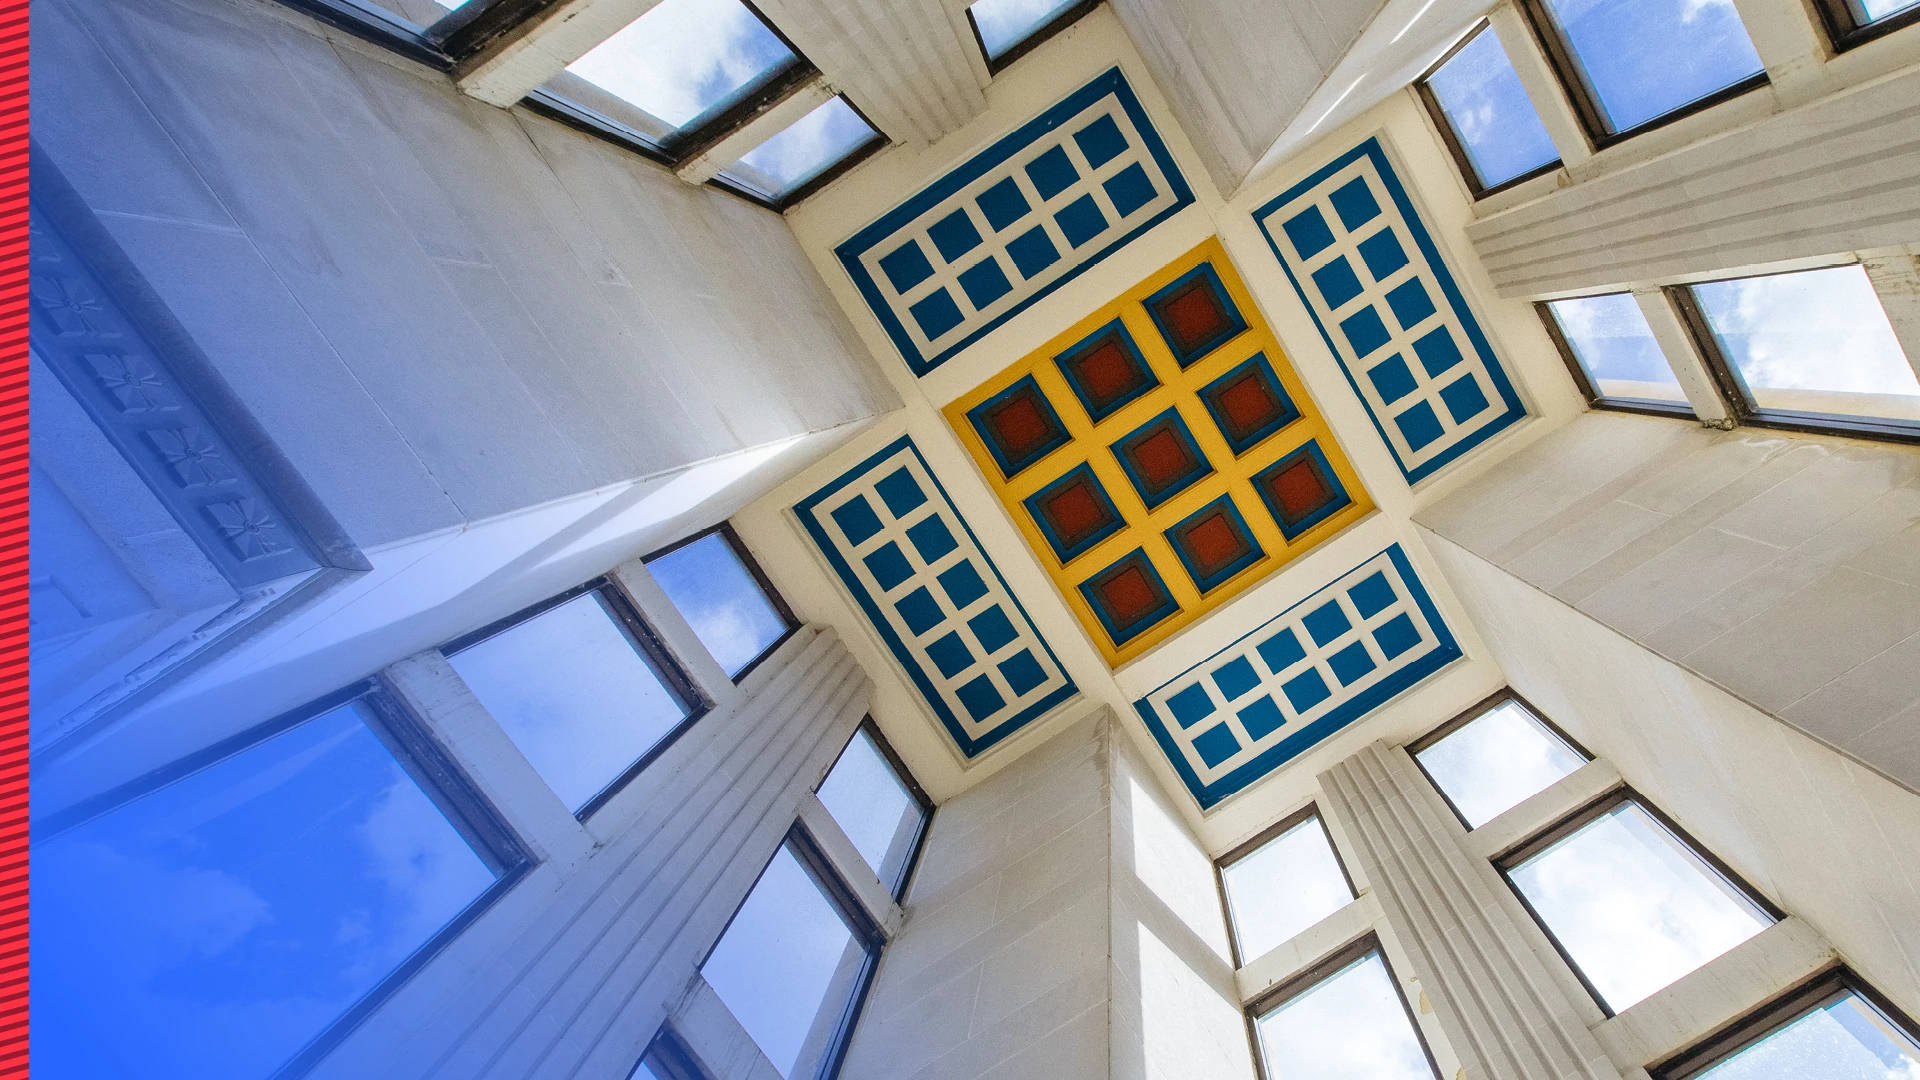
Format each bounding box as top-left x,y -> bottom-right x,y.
1488,2 -> 1593,167
1633,287 -> 1735,428
1862,253 -> 1920,386
456,0 -> 666,108
675,75 -> 838,186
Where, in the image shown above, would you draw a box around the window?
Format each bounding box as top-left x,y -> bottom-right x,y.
1680,265 -> 1920,438
1249,937 -> 1440,1080
1653,970 -> 1920,1079
541,0 -> 805,155
1541,293 -> 1692,413
718,95 -> 885,205
966,0 -> 1100,71
701,831 -> 883,1079
815,721 -> 932,899
1218,807 -> 1356,965
631,1029 -> 709,1080
1500,792 -> 1777,1013
1419,23 -> 1561,195
646,525 -> 799,680
1411,694 -> 1588,829
1525,0 -> 1767,142
444,580 -> 706,818
33,686 -> 526,1079
1813,0 -> 1920,51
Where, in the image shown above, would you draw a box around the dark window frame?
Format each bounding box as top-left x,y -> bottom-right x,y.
440,576 -> 712,821
815,717 -> 936,901
1535,296 -> 1701,421
1214,802 -> 1359,969
1649,966 -> 1920,1079
1669,273 -> 1920,445
32,681 -> 534,1080
266,0 -> 878,211
1406,688 -> 1593,834
700,824 -> 888,1080
1414,20 -> 1565,199
645,521 -> 802,683
1810,0 -> 1920,53
1243,932 -> 1444,1080
965,0 -> 1103,75
1515,0 -> 1770,150
717,94 -> 890,210
1493,785 -> 1785,1018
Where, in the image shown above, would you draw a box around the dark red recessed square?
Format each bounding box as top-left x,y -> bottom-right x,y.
1077,548 -> 1178,646
1165,495 -> 1263,592
1144,263 -> 1247,367
1198,353 -> 1299,454
1252,441 -> 1350,540
1024,464 -> 1123,563
1111,409 -> 1211,510
1054,320 -> 1158,423
966,375 -> 1069,479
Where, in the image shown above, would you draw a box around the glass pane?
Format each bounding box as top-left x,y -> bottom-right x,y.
1221,815 -> 1354,962
1508,800 -> 1772,1011
555,0 -> 798,144
34,701 -> 497,1079
722,96 -> 877,201
1416,699 -> 1587,828
816,728 -> 925,893
1539,0 -> 1765,134
1425,27 -> 1561,189
448,590 -> 689,813
1255,951 -> 1437,1080
702,845 -> 867,1077
969,0 -> 1082,59
1546,294 -> 1687,402
1691,266 -> 1920,424
648,532 -> 791,677
1859,0 -> 1920,22
630,1062 -> 664,1080
1695,989 -> 1920,1079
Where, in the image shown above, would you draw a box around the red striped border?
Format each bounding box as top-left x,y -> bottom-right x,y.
0,0 -> 27,1072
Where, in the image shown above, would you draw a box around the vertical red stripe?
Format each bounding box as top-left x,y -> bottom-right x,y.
0,0 -> 28,1072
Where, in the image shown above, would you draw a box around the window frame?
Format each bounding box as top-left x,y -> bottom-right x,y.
440,576 -> 711,821
1407,688 -> 1593,833
965,0 -> 1103,75
718,94 -> 891,210
1492,785 -> 1786,1018
635,1027 -> 711,1080
31,681 -> 534,1080
1515,0 -> 1771,149
815,717 -> 936,901
1810,0 -> 1920,53
644,522 -> 801,682
700,824 -> 889,1080
1669,273 -> 1920,445
1535,296 -> 1701,421
266,0 -> 875,211
1414,20 -> 1565,199
1242,932 -> 1443,1080
1214,802 -> 1359,969
1649,966 -> 1920,1079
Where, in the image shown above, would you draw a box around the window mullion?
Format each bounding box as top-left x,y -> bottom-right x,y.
453,0 -> 655,106
1487,2 -> 1593,168
1633,287 -> 1738,427
673,72 -> 837,185
1723,0 -> 1836,106
608,558 -> 740,706
795,794 -> 906,938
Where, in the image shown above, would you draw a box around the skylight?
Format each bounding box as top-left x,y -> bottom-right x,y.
1536,0 -> 1766,136
1543,294 -> 1687,404
968,0 -> 1086,64
555,0 -> 799,145
816,726 -> 928,896
1504,798 -> 1773,1011
1861,0 -> 1920,20
721,96 -> 880,202
1416,698 -> 1587,828
1687,986 -> 1920,1079
645,529 -> 794,678
1689,265 -> 1920,425
1220,812 -> 1355,962
1422,25 -> 1560,191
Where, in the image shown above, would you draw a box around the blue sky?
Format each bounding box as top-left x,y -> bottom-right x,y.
1543,0 -> 1764,132
1424,28 -> 1559,187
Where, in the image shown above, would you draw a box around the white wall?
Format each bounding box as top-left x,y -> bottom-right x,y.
1419,411 -> 1920,793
